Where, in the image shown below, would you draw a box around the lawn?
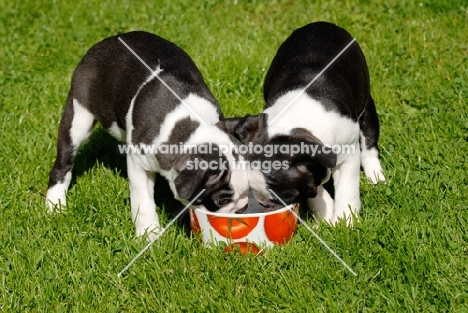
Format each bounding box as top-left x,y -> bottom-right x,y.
1,0 -> 467,312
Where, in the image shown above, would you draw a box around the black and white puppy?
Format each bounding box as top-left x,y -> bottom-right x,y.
46,31 -> 249,238
233,22 -> 385,225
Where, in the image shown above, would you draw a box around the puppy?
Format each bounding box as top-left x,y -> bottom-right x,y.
233,22 -> 385,225
46,31 -> 249,238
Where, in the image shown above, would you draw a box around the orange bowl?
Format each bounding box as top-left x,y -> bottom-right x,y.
189,202 -> 299,251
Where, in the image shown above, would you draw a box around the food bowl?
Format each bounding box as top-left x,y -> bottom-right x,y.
189,192 -> 299,253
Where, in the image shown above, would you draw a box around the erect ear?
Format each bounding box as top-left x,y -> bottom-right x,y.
174,155 -> 207,200
233,113 -> 269,144
216,118 -> 243,137
290,128 -> 337,169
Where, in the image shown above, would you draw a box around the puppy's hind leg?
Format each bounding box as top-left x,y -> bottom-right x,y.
360,96 -> 385,184
46,97 -> 96,211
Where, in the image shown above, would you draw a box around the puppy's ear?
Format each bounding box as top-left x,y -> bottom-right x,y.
306,145 -> 337,169
290,155 -> 326,199
290,128 -> 337,168
290,128 -> 322,142
234,113 -> 269,143
216,118 -> 242,137
318,150 -> 337,169
174,155 -> 207,200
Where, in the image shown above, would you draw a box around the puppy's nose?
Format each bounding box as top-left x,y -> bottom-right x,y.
235,204 -> 248,214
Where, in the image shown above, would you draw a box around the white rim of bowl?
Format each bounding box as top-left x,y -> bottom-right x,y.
191,203 -> 297,218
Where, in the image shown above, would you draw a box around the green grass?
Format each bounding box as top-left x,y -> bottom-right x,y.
1,0 -> 468,311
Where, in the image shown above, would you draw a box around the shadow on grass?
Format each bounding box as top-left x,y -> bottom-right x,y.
69,127 -> 191,235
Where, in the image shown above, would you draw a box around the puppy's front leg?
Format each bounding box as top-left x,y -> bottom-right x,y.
308,185 -> 334,224
332,150 -> 361,225
127,156 -> 160,238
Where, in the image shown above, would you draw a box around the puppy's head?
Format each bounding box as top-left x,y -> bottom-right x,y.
173,143 -> 249,214
230,114 -> 337,209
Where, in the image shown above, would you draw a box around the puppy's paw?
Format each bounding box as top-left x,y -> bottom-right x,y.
331,209 -> 358,227
137,224 -> 163,242
307,186 -> 334,222
363,161 -> 386,184
146,226 -> 164,242
366,169 -> 386,184
45,187 -> 67,213
361,150 -> 386,184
